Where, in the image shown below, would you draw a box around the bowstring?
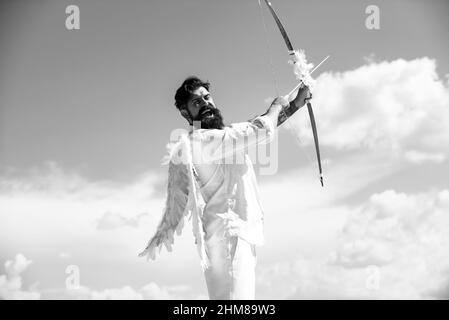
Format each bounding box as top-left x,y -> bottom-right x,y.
257,0 -> 318,176
290,124 -> 317,174
257,0 -> 280,96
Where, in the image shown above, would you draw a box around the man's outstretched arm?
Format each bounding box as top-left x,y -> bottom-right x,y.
276,85 -> 311,127
191,86 -> 311,162
252,85 -> 311,127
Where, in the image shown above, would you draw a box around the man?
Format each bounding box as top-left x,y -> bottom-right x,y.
139,76 -> 310,299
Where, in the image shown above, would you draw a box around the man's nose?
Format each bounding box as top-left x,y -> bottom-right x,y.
199,98 -> 211,107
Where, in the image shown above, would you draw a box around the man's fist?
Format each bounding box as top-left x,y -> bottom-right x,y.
292,85 -> 312,108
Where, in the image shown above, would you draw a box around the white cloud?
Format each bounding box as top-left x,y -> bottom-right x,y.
256,189 -> 449,299
0,254 -> 40,300
1,58 -> 449,300
287,57 -> 449,164
91,286 -> 144,300
140,282 -> 172,299
140,283 -> 208,300
41,282 -> 207,300
404,150 -> 446,164
0,161 -> 165,253
330,239 -> 394,268
0,161 -> 206,298
4,253 -> 32,277
0,161 -> 162,205
58,252 -> 71,259
96,211 -> 148,230
72,283 -> 207,300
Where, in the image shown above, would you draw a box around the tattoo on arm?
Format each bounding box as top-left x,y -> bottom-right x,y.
277,101 -> 300,126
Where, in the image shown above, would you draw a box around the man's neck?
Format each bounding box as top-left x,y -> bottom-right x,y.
192,121 -> 202,130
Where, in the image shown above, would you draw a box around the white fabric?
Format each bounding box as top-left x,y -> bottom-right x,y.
191,116 -> 273,299
204,234 -> 256,300
190,115 -> 275,247
197,150 -> 257,299
139,115 -> 275,299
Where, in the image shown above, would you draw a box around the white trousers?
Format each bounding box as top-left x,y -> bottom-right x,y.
203,235 -> 257,300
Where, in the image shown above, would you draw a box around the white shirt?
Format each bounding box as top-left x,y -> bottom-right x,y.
139,115 -> 276,271
189,115 -> 275,245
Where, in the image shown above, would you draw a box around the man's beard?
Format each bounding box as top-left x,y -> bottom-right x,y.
194,105 -> 225,129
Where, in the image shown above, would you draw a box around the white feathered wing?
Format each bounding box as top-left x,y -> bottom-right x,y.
138,160 -> 190,260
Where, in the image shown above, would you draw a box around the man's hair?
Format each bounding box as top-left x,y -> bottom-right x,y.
174,76 -> 210,110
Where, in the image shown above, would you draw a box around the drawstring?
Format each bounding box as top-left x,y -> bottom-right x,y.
258,0 -> 280,97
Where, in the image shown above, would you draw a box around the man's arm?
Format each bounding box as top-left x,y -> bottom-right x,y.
192,87 -> 310,163
262,98 -> 284,128
256,85 -> 311,127
277,85 -> 311,127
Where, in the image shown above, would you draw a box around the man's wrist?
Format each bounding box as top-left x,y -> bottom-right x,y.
269,104 -> 283,115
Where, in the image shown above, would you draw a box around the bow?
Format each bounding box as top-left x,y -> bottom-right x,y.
260,0 -> 324,187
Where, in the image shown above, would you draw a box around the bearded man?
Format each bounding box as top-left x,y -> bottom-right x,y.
140,76 -> 310,299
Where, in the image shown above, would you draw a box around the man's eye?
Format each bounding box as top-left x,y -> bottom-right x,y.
205,95 -> 210,100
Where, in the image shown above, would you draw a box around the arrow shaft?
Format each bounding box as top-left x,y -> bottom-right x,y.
286,55 -> 330,98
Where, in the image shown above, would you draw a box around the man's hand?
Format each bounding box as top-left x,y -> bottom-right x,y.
275,86 -> 312,127
252,86 -> 312,128
291,85 -> 312,109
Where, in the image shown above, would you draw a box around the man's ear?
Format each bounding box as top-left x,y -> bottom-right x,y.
180,109 -> 193,125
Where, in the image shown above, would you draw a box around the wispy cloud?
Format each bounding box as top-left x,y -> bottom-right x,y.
0,254 -> 40,300
96,212 -> 148,230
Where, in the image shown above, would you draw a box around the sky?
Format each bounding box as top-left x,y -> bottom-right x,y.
1,0 -> 449,300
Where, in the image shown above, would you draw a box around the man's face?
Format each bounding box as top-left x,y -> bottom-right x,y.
185,86 -> 224,129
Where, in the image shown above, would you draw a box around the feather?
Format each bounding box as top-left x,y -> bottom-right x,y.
138,151 -> 190,260
288,49 -> 316,90
139,133 -> 211,271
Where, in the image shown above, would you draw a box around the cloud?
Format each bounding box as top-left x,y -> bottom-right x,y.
41,282 -> 207,300
0,161 -> 165,255
0,161 -> 207,299
403,150 -> 446,164
0,253 -> 205,300
96,211 -> 148,230
2,58 -> 449,299
69,283 -> 207,300
330,239 -> 394,268
0,254 -> 40,300
0,161 -> 162,203
61,285 -> 144,300
0,162 -> 184,288
287,57 -> 449,164
256,189 -> 449,299
58,252 -> 71,259
90,286 -> 144,300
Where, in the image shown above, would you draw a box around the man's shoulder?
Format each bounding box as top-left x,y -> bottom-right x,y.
163,131 -> 191,165
228,121 -> 251,129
